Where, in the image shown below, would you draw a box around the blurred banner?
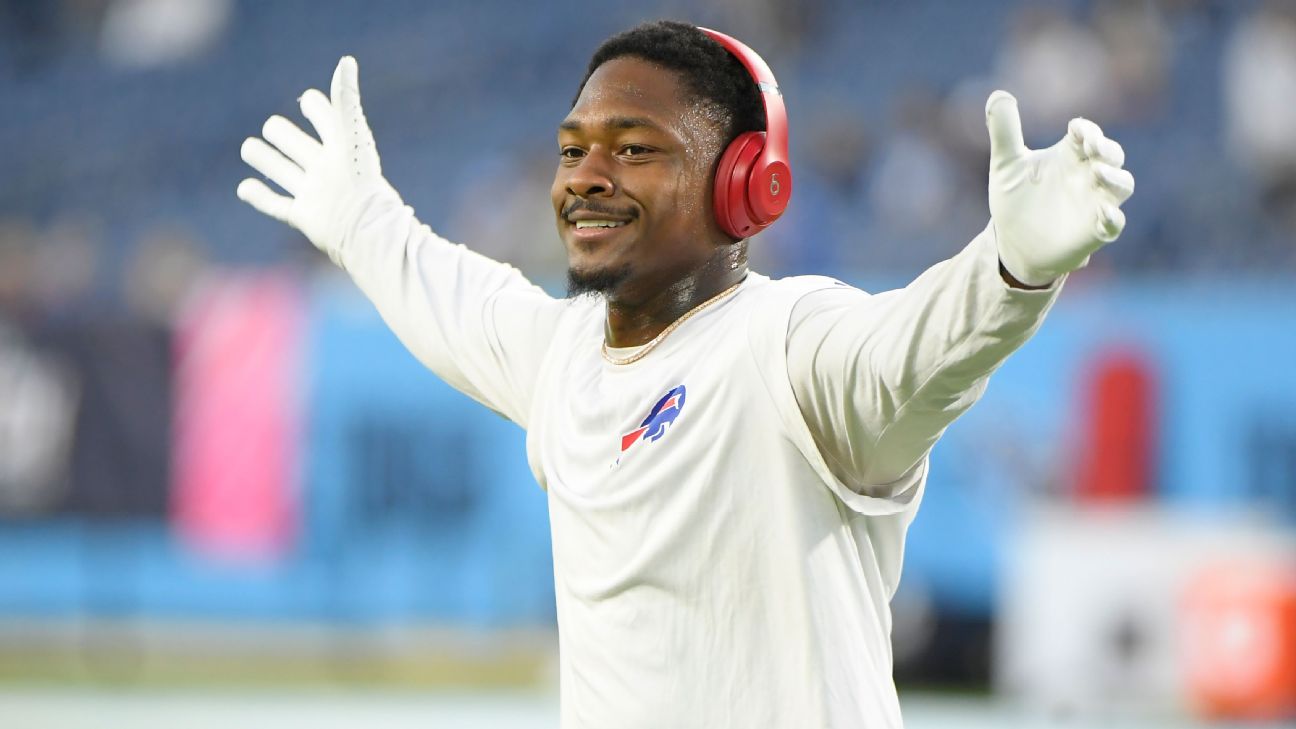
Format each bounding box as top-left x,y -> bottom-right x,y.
4,275 -> 1294,629
0,273 -> 553,626
172,271 -> 303,564
997,508 -> 1296,718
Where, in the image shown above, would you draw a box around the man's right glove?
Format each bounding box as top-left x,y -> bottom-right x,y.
985,90 -> 1135,287
236,56 -> 398,266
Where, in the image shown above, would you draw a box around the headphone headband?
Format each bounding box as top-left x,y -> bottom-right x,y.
697,27 -> 790,164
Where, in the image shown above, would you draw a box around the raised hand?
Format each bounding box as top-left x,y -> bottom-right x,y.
984,90 -> 1134,287
237,56 -> 398,265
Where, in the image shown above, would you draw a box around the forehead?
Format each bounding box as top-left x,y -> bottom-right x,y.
563,57 -> 693,132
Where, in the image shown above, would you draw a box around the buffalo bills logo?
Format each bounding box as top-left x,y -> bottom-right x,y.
621,385 -> 687,453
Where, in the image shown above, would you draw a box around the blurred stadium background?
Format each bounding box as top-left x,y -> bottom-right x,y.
2,0 -> 1295,726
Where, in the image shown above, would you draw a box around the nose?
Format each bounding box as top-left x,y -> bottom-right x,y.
565,150 -> 616,198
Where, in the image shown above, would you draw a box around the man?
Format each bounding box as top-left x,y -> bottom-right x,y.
237,20 -> 1133,729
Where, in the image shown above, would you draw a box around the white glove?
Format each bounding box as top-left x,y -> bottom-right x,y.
236,56 -> 398,266
985,90 -> 1135,287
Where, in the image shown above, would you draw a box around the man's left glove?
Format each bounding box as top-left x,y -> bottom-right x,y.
985,90 -> 1135,287
236,56 -> 399,266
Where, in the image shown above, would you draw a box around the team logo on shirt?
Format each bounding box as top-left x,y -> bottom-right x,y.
621,385 -> 687,453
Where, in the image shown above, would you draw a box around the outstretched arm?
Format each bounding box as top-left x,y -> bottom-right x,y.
790,91 -> 1134,494
237,57 -> 563,426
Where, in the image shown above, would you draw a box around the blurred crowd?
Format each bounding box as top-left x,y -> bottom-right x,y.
777,0 -> 1296,276
1,1 -> 1293,276
0,214 -> 205,517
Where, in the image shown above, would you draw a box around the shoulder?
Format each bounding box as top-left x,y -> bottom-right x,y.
751,272 -> 856,295
542,293 -> 603,329
741,273 -> 858,351
743,273 -> 872,321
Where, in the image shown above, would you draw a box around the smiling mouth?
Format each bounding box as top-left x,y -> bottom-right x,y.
573,219 -> 629,229
562,198 -> 637,229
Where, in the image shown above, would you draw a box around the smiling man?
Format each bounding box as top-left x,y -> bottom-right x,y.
237,20 -> 1133,728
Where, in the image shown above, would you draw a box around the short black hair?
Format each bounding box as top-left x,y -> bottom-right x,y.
574,20 -> 766,150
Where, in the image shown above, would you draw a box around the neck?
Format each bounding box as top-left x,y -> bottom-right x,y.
604,243 -> 748,348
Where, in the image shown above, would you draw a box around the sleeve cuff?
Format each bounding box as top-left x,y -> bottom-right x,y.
977,222 -> 1067,298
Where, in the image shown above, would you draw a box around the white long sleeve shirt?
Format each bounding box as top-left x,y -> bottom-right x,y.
337,197 -> 1062,728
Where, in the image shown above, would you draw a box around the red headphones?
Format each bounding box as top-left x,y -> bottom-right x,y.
698,27 -> 792,239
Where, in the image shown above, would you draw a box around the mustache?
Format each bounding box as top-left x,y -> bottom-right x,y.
561,199 -> 639,221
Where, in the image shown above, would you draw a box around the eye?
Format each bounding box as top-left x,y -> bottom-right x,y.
622,144 -> 652,156
560,146 -> 585,160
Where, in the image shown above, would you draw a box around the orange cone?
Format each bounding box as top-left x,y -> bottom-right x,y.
1182,562 -> 1296,721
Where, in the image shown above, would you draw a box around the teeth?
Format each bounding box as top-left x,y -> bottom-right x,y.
574,220 -> 626,229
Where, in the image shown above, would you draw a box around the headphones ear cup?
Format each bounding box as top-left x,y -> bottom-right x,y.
713,131 -> 765,239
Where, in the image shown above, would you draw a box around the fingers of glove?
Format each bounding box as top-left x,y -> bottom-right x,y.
1085,134 -> 1125,168
1067,118 -> 1098,157
331,55 -> 378,158
241,137 -> 304,195
1068,118 -> 1126,167
237,178 -> 294,224
1094,163 -> 1135,203
1095,200 -> 1126,242
331,56 -> 361,113
262,115 -> 321,168
299,88 -> 340,148
985,90 -> 1027,165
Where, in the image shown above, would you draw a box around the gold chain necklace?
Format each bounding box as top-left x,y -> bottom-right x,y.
600,280 -> 744,366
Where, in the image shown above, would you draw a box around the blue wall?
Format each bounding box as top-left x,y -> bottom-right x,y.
905,278 -> 1296,613
2,278 -> 1294,623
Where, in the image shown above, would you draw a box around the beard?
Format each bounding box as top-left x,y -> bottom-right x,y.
566,263 -> 632,298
